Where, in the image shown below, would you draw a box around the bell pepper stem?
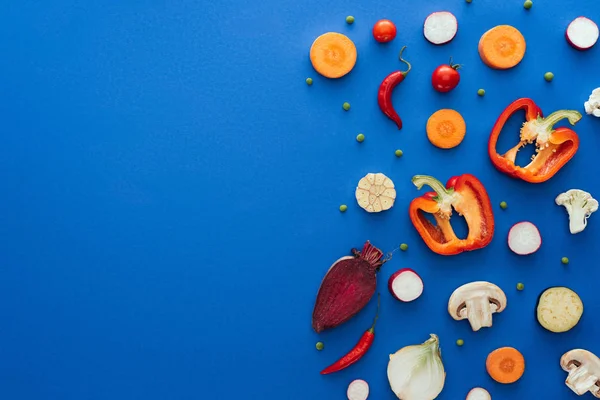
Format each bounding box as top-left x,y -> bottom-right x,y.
540,110 -> 582,129
412,175 -> 454,215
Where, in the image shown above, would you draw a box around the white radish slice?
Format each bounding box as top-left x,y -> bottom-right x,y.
347,379 -> 369,400
424,12 -> 458,45
566,17 -> 599,50
388,268 -> 423,302
508,222 -> 541,255
467,387 -> 491,400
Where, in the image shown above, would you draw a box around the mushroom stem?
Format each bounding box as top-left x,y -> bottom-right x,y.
465,297 -> 495,331
566,365 -> 600,395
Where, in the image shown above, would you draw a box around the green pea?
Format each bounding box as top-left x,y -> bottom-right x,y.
339,204 -> 348,212
395,149 -> 403,157
466,0 -> 472,3
562,257 -> 569,265
456,339 -> 464,346
400,243 -> 408,251
316,342 -> 324,351
500,201 -> 508,210
517,282 -> 525,291
343,102 -> 351,111
306,78 -> 313,85
544,72 -> 554,82
477,89 -> 485,96
524,0 -> 533,9
346,16 -> 355,24
356,133 -> 365,142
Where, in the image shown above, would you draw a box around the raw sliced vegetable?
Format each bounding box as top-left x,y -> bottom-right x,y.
387,334 -> 446,399
388,268 -> 423,302
377,46 -> 412,129
410,174 -> 495,255
488,98 -> 581,183
478,25 -> 526,69
373,19 -> 397,43
321,294 -> 380,374
566,17 -> 599,51
466,388 -> 491,400
347,379 -> 369,400
426,109 -> 466,149
424,12 -> 458,45
508,222 -> 541,255
555,189 -> 598,234
312,241 -> 387,333
486,347 -> 525,384
584,88 -> 600,117
448,281 -> 507,331
355,173 -> 396,213
561,349 -> 600,397
536,287 -> 583,333
432,60 -> 461,93
310,32 -> 357,79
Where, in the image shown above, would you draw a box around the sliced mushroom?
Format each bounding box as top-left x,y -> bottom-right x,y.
448,281 -> 507,331
561,349 -> 600,397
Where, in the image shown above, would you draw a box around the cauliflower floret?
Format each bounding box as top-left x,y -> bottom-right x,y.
584,88 -> 600,117
556,189 -> 599,234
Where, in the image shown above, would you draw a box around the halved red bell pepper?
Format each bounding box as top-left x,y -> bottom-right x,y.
409,174 -> 494,256
488,98 -> 582,183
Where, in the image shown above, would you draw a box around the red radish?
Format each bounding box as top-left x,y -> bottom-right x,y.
508,222 -> 541,255
466,387 -> 491,400
566,17 -> 599,50
312,241 -> 386,333
424,12 -> 458,45
347,379 -> 369,400
388,268 -> 423,302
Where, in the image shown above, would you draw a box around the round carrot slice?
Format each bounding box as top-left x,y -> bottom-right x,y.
426,109 -> 466,149
310,32 -> 357,79
478,25 -> 526,69
486,347 -> 525,384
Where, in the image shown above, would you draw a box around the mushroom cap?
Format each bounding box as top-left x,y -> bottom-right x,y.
447,281 -> 507,320
561,349 -> 600,372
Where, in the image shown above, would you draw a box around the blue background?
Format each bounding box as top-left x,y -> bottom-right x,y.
1,0 -> 599,399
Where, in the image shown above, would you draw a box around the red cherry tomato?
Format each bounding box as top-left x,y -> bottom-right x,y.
431,62 -> 461,93
373,20 -> 397,43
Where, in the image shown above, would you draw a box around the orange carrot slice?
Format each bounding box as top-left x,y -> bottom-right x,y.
486,347 -> 525,384
310,32 -> 357,79
478,25 -> 526,69
426,109 -> 466,149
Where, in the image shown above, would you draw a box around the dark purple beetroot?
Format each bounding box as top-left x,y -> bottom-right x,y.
312,241 -> 386,333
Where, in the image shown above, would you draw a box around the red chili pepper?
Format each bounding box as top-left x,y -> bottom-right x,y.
320,294 -> 380,375
378,46 -> 412,129
488,98 -> 582,183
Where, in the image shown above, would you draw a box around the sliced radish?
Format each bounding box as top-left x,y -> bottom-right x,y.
424,12 -> 458,45
466,387 -> 491,400
388,268 -> 423,302
508,222 -> 541,255
566,17 -> 599,50
347,379 -> 369,400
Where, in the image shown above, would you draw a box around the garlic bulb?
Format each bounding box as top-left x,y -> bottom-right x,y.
387,334 -> 446,400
